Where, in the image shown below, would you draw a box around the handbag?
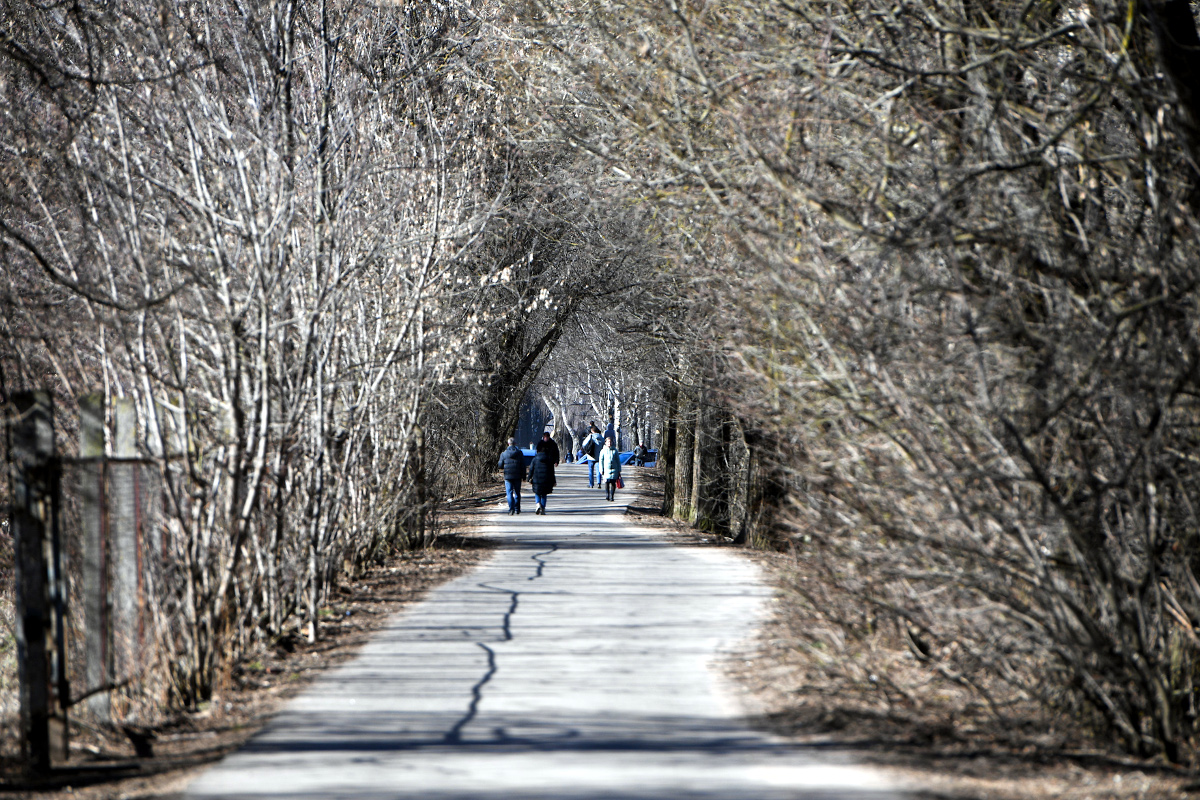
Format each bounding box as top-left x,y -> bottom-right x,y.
616,476 -> 624,489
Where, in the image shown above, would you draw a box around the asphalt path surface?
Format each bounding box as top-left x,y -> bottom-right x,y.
186,464 -> 904,799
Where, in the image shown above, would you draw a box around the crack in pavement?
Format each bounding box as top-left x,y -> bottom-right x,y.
443,643 -> 495,744
476,583 -> 519,641
529,542 -> 558,580
444,541 -> 559,743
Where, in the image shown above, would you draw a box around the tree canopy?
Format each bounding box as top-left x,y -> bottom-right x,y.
6,0 -> 1200,765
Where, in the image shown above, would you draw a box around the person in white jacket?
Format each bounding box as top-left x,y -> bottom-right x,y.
597,436 -> 622,502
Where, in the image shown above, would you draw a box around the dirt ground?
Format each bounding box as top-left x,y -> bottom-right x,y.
4,479 -> 1199,799
0,495 -> 502,800
624,472 -> 1200,800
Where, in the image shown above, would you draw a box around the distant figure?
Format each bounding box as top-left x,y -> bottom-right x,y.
604,420 -> 616,450
632,443 -> 648,466
598,436 -> 622,502
536,431 -> 561,464
498,437 -> 525,515
580,423 -> 604,489
527,447 -> 557,515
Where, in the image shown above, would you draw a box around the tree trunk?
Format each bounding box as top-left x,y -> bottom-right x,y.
692,400 -> 732,535
660,383 -> 677,516
730,419 -> 753,545
703,409 -> 737,539
612,380 -> 624,450
475,302 -> 578,479
690,386 -> 706,528
735,427 -> 784,548
672,379 -> 696,522
542,391 -> 576,458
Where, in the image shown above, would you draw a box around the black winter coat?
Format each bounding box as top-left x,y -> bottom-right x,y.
536,437 -> 560,464
527,450 -> 557,495
498,445 -> 526,483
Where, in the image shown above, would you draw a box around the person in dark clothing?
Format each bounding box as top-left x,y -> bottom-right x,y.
498,437 -> 525,514
527,448 -> 557,514
536,431 -> 561,464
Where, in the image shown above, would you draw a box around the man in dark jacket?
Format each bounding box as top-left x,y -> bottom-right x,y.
498,437 -> 525,515
632,443 -> 648,466
536,431 -> 561,464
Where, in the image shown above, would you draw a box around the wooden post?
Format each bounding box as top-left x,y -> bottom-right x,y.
9,390 -> 68,772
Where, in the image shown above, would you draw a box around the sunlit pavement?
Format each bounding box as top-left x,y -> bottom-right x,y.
185,465 -> 906,799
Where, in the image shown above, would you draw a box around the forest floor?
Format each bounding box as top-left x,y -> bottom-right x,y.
624,471 -> 1200,800
3,478 -> 1199,799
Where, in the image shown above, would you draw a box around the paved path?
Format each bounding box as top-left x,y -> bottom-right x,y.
186,465 -> 904,799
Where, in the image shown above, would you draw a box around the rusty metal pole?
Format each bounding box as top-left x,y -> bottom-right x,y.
9,390 -> 69,772
79,393 -> 109,722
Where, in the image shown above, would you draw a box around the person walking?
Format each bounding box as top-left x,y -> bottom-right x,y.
581,422 -> 604,489
537,431 -> 561,464
598,435 -> 622,502
527,446 -> 557,514
498,437 -> 525,515
632,442 -> 648,466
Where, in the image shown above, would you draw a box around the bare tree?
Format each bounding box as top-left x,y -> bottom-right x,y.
521,0 -> 1200,762
0,0 -> 523,712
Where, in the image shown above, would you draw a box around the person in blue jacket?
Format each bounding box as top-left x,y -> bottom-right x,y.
598,436 -> 622,502
498,437 -> 525,514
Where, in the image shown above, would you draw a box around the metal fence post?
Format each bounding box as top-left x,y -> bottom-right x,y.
9,390 -> 69,772
109,398 -> 139,714
79,393 -> 109,722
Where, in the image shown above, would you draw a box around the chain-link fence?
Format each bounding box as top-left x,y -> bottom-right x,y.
5,392 -> 168,770
62,457 -> 165,727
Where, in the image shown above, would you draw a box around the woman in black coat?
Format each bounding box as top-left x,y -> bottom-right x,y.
527,449 -> 557,515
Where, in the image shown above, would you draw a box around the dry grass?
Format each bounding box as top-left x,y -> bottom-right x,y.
0,529 -> 495,800
624,468 -> 1200,800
